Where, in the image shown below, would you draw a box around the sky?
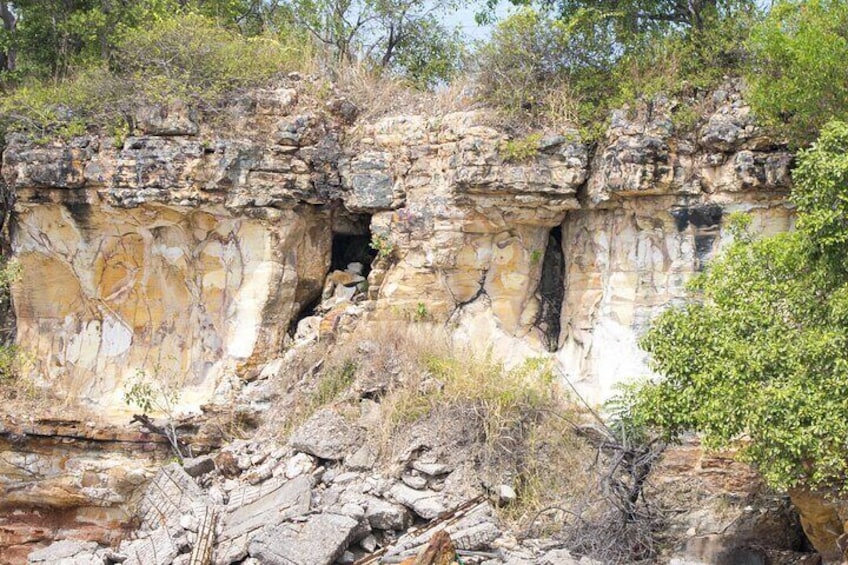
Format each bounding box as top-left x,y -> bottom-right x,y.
445,2 -> 514,41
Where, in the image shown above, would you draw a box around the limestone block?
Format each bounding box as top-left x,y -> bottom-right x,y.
137,101 -> 199,136
389,484 -> 446,520
247,512 -> 359,565
215,475 -> 312,564
342,151 -> 397,211
289,409 -> 361,461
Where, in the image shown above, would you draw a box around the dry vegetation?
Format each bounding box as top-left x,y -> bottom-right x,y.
256,323 -> 682,562
328,64 -> 480,123
265,323 -> 601,532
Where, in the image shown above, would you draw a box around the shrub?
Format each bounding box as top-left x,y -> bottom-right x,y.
476,8 -> 614,129
113,13 -> 311,105
500,133 -> 542,162
369,233 -> 395,260
0,66 -> 121,138
633,121 -> 848,491
476,6 -> 753,136
614,12 -> 755,103
0,13 -> 313,138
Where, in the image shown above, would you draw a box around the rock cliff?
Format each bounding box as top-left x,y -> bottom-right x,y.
0,78 -> 802,562
0,79 -> 793,415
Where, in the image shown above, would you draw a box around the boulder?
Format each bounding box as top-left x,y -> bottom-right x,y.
341,151 -> 396,211
182,455 -> 216,478
137,101 -> 199,136
215,475 -> 312,564
390,484 -> 447,520
365,495 -> 412,531
290,409 -> 360,461
248,512 -> 360,565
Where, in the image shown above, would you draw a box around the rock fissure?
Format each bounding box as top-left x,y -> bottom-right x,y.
535,225 -> 565,352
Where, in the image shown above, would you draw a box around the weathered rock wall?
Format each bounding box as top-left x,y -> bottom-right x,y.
355,85 -> 794,402
1,86 -> 342,417
0,419 -> 171,564
0,79 -> 795,415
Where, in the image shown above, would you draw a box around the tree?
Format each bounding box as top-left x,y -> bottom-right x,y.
476,8 -> 616,118
633,121 -> 848,491
0,0 -> 273,82
0,2 -> 16,73
485,0 -> 752,34
747,0 -> 848,145
291,0 -> 463,85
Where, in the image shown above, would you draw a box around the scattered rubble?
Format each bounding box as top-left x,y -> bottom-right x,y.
25,431 -> 600,565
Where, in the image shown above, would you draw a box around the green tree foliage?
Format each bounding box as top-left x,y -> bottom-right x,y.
634,121 -> 848,491
1,0 -> 270,82
291,0 -> 464,86
476,5 -> 754,131
747,0 -> 848,145
114,12 -> 308,102
486,0 -> 750,33
0,0 -> 463,128
476,7 -> 615,124
387,17 -> 464,89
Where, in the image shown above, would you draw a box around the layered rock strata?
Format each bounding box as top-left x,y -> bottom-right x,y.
0,79 -> 798,560
1,80 -> 795,414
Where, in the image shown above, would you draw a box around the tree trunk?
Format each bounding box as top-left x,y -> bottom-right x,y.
0,2 -> 17,73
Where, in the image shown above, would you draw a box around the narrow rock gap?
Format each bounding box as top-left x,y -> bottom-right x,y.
535,225 -> 565,352
288,213 -> 376,336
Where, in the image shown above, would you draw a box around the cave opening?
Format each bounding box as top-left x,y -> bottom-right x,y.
331,211 -> 377,276
331,233 -> 377,278
536,225 -> 565,352
671,204 -> 723,271
287,213 -> 376,337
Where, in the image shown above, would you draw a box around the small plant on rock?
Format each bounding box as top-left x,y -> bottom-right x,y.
124,364 -> 190,462
369,233 -> 395,260
413,302 -> 429,322
500,133 -> 542,163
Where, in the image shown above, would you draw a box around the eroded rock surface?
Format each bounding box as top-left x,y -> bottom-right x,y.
0,78 -> 804,562
1,79 -> 794,414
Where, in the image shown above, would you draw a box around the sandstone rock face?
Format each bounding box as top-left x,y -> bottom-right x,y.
0,80 -> 799,560
12,199 -> 329,414
350,85 -> 793,402
652,439 -> 807,564
557,198 -> 793,400
0,79 -> 793,413
2,92 -> 337,418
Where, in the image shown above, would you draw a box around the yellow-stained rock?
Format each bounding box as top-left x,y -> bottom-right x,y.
12,201 -> 331,419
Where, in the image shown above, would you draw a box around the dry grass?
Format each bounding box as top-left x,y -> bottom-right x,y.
267,322 -> 595,532
0,348 -> 65,418
328,63 -> 479,123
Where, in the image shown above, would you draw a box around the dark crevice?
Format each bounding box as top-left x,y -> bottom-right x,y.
453,269 -> 489,310
287,213 -> 375,336
671,204 -> 723,271
536,225 -> 565,352
330,233 -> 377,277
670,203 -> 722,232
